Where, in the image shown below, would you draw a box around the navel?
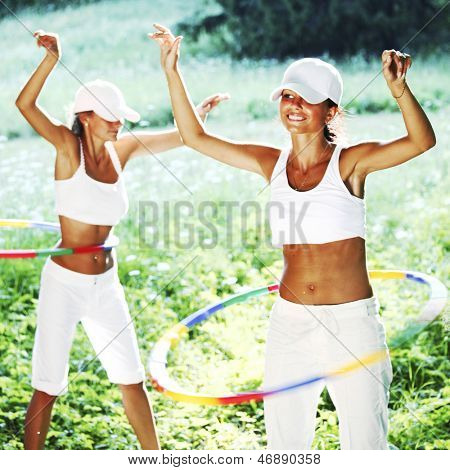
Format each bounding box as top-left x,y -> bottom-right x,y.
301,284 -> 316,296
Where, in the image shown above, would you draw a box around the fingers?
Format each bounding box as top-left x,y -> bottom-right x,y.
394,52 -> 402,78
382,49 -> 411,80
33,29 -> 46,47
33,30 -> 59,53
150,23 -> 176,40
201,92 -> 230,106
171,35 -> 183,57
198,93 -> 231,114
382,49 -> 393,70
396,51 -> 411,79
148,23 -> 178,53
215,92 -> 231,104
153,23 -> 171,33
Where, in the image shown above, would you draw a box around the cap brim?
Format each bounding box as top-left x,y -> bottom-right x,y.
94,105 -> 141,123
269,82 -> 328,104
120,105 -> 140,123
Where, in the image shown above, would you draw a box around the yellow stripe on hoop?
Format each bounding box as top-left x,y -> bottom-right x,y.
369,271 -> 406,280
0,220 -> 30,228
161,324 -> 189,347
330,350 -> 389,376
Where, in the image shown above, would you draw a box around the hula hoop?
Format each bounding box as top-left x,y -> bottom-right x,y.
148,270 -> 447,405
0,219 -> 119,258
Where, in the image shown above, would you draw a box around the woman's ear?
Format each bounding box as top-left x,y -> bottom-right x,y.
78,111 -> 93,127
325,105 -> 338,124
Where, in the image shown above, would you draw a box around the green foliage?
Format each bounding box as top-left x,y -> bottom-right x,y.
178,0 -> 450,59
0,0 -> 99,18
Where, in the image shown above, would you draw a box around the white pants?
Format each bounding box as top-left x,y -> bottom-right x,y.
263,295 -> 393,450
31,258 -> 145,396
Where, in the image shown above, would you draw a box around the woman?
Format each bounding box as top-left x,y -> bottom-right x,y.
15,30 -> 226,450
150,24 -> 436,450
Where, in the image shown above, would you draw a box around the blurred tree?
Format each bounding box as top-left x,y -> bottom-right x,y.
0,0 -> 99,19
178,0 -> 450,58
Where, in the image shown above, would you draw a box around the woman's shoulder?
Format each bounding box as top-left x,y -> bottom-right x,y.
57,130 -> 79,157
55,130 -> 81,169
340,140 -> 381,173
255,145 -> 284,182
341,140 -> 383,157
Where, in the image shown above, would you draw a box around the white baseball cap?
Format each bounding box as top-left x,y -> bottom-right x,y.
270,58 -> 343,106
73,79 -> 140,123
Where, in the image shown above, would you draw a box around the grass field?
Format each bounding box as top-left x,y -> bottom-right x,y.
0,0 -> 448,450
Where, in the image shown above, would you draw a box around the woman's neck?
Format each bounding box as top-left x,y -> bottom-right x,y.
290,132 -> 332,169
81,133 -> 107,164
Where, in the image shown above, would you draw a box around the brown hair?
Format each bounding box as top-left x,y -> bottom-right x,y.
70,111 -> 93,137
324,99 -> 344,143
71,114 -> 83,137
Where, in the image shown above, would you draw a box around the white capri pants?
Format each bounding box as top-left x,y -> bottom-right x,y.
31,257 -> 146,396
263,295 -> 393,450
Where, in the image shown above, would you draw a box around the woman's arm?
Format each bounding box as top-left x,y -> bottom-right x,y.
15,31 -> 69,149
148,24 -> 280,180
116,93 -> 229,161
350,50 -> 436,175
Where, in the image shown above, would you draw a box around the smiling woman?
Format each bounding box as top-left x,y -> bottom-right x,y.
150,23 -> 436,450
14,28 -> 227,450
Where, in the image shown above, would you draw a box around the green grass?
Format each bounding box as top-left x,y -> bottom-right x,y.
0,0 -> 449,450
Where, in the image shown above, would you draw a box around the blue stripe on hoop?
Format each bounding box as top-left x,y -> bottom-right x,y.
183,303 -> 224,328
406,273 -> 427,284
30,221 -> 60,232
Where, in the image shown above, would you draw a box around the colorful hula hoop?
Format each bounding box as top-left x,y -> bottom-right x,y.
148,270 -> 447,406
0,219 -> 119,258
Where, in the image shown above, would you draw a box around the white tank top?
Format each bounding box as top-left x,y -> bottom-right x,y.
55,139 -> 129,226
268,144 -> 366,247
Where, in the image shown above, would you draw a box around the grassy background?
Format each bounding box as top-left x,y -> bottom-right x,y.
0,0 -> 449,450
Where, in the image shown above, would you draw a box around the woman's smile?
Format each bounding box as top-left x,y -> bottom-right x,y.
287,113 -> 307,122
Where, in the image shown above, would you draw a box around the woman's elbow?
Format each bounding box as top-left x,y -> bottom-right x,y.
15,97 -> 24,109
421,132 -> 437,152
428,133 -> 437,149
180,130 -> 205,148
15,97 -> 32,111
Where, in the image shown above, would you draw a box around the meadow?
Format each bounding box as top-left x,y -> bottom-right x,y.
0,0 -> 448,450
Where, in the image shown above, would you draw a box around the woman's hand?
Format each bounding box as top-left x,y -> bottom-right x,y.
33,30 -> 61,60
382,49 -> 411,97
196,93 -> 230,121
148,23 -> 182,72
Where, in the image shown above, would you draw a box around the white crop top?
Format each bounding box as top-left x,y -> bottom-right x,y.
55,140 -> 129,226
268,144 -> 366,247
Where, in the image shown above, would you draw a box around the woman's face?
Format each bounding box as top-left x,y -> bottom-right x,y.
79,112 -> 123,141
279,89 -> 334,135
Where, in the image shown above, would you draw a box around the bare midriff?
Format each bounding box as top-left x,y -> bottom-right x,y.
280,236 -> 373,305
51,216 -> 115,274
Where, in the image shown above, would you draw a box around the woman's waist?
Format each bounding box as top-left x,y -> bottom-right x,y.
50,248 -> 116,275
279,258 -> 372,305
282,238 -> 367,267
44,255 -> 118,285
58,216 -> 114,245
51,234 -> 117,275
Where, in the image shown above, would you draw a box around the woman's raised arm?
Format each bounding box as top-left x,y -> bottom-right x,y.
148,24 -> 280,180
349,50 -> 436,175
15,31 -> 70,149
116,93 -> 229,162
